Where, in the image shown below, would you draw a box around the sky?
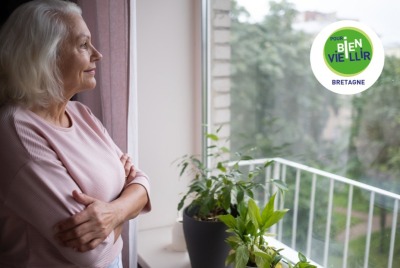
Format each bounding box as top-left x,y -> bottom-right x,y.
236,0 -> 400,47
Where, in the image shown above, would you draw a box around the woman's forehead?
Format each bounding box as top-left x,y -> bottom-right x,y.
65,13 -> 91,40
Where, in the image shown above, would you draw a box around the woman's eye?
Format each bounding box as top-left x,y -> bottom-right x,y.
81,42 -> 88,49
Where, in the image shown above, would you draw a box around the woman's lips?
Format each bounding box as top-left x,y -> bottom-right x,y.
84,68 -> 96,75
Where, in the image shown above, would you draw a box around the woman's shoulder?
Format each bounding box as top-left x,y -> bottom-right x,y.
0,103 -> 25,127
67,100 -> 106,133
0,104 -> 37,170
67,100 -> 92,115
67,101 -> 99,123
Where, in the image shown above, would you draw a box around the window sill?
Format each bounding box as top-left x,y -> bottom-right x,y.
137,225 -> 322,268
138,225 -> 190,268
266,238 -> 322,268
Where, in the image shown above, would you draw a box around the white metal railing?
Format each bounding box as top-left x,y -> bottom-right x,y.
233,157 -> 400,268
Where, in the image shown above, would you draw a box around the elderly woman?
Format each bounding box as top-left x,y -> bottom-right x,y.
0,0 -> 151,267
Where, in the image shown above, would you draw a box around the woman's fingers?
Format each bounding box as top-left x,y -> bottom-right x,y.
120,153 -> 137,184
56,224 -> 105,252
54,192 -> 117,252
125,165 -> 137,184
120,154 -> 132,178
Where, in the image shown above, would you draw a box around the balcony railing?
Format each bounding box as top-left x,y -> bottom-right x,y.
233,157 -> 400,268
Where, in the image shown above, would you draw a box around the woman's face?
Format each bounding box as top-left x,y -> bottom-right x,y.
58,14 -> 102,97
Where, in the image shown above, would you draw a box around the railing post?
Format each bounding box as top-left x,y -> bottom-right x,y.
265,163 -> 272,203
323,178 -> 334,267
343,185 -> 353,268
278,165 -> 287,241
388,199 -> 398,268
364,192 -> 375,268
306,174 -> 317,257
271,162 -> 280,235
291,169 -> 301,249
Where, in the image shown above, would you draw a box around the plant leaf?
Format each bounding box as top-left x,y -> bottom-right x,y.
179,162 -> 188,177
253,245 -> 273,268
264,160 -> 274,168
206,133 -> 219,141
221,146 -> 230,153
298,252 -> 307,262
217,162 -> 227,172
218,214 -> 236,229
177,195 -> 186,211
260,193 -> 289,230
225,251 -> 236,266
271,179 -> 289,192
248,199 -> 261,229
235,244 -> 249,268
240,155 -> 253,160
236,188 -> 244,204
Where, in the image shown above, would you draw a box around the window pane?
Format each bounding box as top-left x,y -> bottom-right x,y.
209,0 -> 400,267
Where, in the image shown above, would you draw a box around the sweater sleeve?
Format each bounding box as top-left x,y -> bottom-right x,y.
111,144 -> 152,213
4,158 -> 122,268
79,102 -> 152,212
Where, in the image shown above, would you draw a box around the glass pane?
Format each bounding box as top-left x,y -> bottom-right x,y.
209,0 -> 400,267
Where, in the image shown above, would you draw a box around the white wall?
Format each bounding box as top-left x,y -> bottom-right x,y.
136,0 -> 201,230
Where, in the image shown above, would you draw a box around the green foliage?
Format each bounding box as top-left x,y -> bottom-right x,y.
230,0 -> 336,162
288,252 -> 316,268
219,195 -> 315,268
228,0 -> 400,266
218,195 -> 287,268
347,55 -> 400,190
176,133 -> 285,221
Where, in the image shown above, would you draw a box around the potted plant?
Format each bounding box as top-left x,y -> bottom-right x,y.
176,133 -> 283,268
218,195 -> 317,268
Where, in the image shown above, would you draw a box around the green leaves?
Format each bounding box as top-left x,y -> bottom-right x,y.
206,133 -> 219,141
298,252 -> 307,263
176,132 -> 267,221
217,161 -> 227,172
289,252 -> 317,268
270,179 -> 289,192
235,245 -> 250,268
218,214 -> 236,229
248,199 -> 262,230
246,194 -> 289,237
261,194 -> 289,231
219,196 -> 289,268
219,193 -> 316,268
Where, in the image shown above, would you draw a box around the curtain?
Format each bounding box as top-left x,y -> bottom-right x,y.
75,1 -> 135,267
76,0 -> 129,151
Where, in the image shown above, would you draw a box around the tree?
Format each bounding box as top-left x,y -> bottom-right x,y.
229,0 -> 400,264
230,0 -> 339,169
347,55 -> 400,253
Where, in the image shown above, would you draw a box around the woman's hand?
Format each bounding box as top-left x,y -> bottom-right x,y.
54,154 -> 148,252
54,190 -> 121,252
120,153 -> 136,185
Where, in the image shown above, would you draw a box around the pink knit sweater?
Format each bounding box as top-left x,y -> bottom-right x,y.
0,101 -> 150,268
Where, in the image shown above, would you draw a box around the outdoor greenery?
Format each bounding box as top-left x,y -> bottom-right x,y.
228,0 -> 400,266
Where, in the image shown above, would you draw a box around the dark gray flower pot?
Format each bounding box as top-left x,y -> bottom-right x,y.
182,207 -> 231,268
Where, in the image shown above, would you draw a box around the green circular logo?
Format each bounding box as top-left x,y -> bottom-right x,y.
323,27 -> 373,77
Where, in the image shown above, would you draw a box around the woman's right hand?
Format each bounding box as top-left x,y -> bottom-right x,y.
54,191 -> 120,252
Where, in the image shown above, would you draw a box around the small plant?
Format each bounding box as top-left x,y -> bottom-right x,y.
177,132 -> 287,221
218,195 -> 287,267
289,252 -> 316,268
219,196 -> 316,268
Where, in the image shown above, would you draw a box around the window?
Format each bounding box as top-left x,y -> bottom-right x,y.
207,0 -> 400,267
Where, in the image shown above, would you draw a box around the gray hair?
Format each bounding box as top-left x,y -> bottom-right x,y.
0,0 -> 82,108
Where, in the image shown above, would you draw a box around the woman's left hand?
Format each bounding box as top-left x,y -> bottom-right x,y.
120,153 -> 136,185
54,190 -> 120,252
